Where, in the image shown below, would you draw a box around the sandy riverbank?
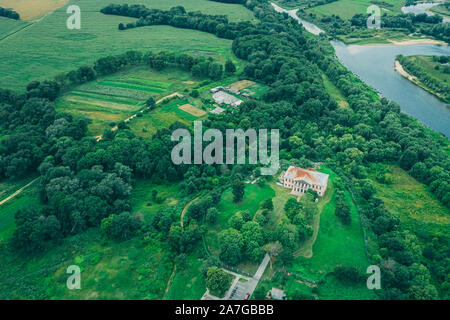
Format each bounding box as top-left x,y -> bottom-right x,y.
394,60 -> 446,102
361,38 -> 448,46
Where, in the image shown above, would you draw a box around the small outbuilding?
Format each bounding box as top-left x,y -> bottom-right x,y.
267,288 -> 286,300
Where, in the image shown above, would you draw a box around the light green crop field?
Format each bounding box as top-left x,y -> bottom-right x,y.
0,0 -> 252,91
0,16 -> 29,38
307,0 -> 404,20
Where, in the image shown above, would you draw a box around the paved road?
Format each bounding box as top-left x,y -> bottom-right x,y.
254,254 -> 270,280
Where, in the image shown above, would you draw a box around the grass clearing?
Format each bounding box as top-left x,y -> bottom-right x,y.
291,167 -> 369,285
131,180 -> 182,223
0,16 -> 29,39
166,246 -> 206,300
368,165 -> 450,236
63,94 -> 141,111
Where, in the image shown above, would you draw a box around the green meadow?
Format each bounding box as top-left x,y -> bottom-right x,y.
131,179 -> 182,223
369,165 -> 450,237
307,0 -> 404,20
0,0 -> 252,91
0,16 -> 29,39
289,167 -> 372,298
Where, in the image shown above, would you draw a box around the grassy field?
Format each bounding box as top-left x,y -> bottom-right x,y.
0,0 -> 252,91
368,165 -> 450,236
131,179 -> 182,223
290,168 -> 369,282
322,74 -> 349,108
0,16 -> 29,39
307,0 -> 404,20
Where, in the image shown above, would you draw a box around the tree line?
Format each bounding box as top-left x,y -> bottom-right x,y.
101,4 -> 249,40
0,7 -> 20,20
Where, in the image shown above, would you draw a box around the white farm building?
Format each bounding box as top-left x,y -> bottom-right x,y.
212,91 -> 243,107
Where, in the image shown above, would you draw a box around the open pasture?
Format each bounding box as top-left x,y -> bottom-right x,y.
0,0 -> 251,90
307,0 -> 404,20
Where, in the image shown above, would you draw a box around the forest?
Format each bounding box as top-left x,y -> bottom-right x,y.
0,0 -> 448,300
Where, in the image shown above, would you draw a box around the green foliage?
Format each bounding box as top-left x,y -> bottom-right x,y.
232,179 -> 245,203
205,266 -> 232,297
218,228 -> 243,265
101,212 -> 142,241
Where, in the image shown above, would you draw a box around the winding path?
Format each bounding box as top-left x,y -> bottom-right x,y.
180,196 -> 199,229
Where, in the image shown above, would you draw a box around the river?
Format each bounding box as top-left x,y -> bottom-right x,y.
271,2 -> 450,138
332,42 -> 450,138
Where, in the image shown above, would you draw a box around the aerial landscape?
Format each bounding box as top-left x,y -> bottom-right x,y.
0,0 -> 448,306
